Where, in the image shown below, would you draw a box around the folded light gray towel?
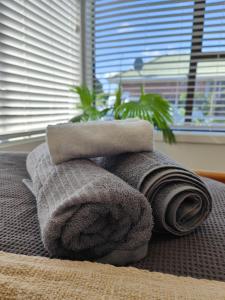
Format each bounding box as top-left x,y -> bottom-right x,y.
24,143 -> 153,265
47,119 -> 153,164
95,151 -> 212,236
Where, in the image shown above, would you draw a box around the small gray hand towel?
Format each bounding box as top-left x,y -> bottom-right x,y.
46,119 -> 153,164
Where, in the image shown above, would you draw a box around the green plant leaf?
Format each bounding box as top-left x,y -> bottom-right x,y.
115,92 -> 175,143
141,93 -> 175,143
114,84 -> 122,111
99,108 -> 111,118
70,107 -> 110,122
141,94 -> 172,120
70,114 -> 84,123
70,85 -> 175,143
70,85 -> 110,122
115,101 -> 153,123
140,84 -> 145,97
71,85 -> 94,109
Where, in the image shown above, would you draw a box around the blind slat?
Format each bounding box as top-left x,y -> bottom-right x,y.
1,63 -> 80,83
0,40 -> 80,71
96,1 -> 224,19
0,6 -> 80,47
96,8 -> 224,27
95,15 -> 224,32
96,23 -> 224,39
0,23 -> 79,61
6,0 -> 77,36
96,31 -> 224,45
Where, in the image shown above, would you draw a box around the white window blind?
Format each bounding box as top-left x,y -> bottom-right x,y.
0,0 -> 81,142
92,0 -> 225,131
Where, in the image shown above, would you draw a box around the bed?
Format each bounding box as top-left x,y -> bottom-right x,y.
0,152 -> 225,299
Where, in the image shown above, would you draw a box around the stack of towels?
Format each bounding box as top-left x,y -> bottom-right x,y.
23,119 -> 212,266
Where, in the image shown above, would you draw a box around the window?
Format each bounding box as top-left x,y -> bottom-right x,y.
92,0 -> 225,131
0,0 -> 81,143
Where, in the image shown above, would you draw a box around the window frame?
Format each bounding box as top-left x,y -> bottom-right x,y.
185,0 -> 225,122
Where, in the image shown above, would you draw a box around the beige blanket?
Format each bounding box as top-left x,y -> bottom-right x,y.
1,251 -> 225,300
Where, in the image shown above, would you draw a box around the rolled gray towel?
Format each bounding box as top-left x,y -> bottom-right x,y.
47,119 -> 153,164
24,143 -> 153,265
95,151 -> 212,236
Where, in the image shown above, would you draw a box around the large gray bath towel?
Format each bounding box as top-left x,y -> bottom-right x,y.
24,143 -> 153,265
47,119 -> 153,164
95,151 -> 212,236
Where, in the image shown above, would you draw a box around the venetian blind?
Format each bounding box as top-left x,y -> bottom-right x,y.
93,0 -> 225,130
0,0 -> 81,142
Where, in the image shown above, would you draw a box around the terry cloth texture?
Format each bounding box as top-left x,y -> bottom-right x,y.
23,143 -> 152,265
0,152 -> 224,281
0,152 -> 49,257
1,251 -> 225,300
95,151 -> 212,236
46,119 -> 153,164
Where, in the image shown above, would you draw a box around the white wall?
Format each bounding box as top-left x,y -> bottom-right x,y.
1,132 -> 225,172
155,131 -> 225,172
156,142 -> 225,172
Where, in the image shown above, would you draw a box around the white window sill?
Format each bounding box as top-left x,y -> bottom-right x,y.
155,130 -> 225,145
0,136 -> 45,150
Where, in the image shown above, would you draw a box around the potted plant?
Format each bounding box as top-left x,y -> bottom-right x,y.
70,85 -> 175,143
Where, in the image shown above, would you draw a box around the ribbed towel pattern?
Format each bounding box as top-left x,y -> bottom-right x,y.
95,151 -> 212,236
24,143 -> 153,265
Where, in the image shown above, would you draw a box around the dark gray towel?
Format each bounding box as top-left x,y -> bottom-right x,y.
24,143 -> 153,265
95,151 -> 212,236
